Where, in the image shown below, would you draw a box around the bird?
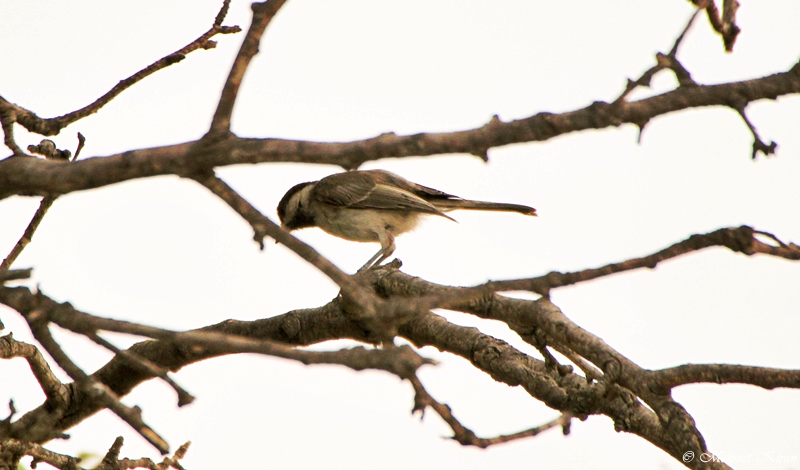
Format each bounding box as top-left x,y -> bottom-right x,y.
277,170 -> 537,271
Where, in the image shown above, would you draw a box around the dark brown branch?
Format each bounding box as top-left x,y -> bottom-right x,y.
15,285 -> 430,379
409,376 -> 575,448
0,196 -> 57,274
435,225 -> 800,297
615,10 -> 700,106
3,225 -> 793,463
735,106 -> 777,159
0,280 -> 747,467
208,0 -> 288,135
3,61 -> 798,199
693,0 -> 740,52
0,3 -> 239,143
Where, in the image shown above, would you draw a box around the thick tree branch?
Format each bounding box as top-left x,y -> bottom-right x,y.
2,224 -> 794,465
2,62 -> 798,199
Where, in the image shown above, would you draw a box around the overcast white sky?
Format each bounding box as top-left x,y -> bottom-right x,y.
1,1 -> 799,469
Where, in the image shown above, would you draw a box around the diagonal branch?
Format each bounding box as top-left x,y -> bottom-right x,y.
208,0 -> 288,135
409,375 -> 575,448
190,172 -> 384,329
0,1 -> 240,144
25,317 -> 169,453
0,334 -> 67,406
0,136 -> 84,276
693,0 -> 740,52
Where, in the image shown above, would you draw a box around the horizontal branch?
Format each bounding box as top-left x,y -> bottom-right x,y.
2,62 -> 798,199
431,226 -> 800,298
651,363 -> 800,392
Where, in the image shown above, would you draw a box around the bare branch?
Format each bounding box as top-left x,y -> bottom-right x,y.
208,0 -> 289,135
0,136 -> 84,276
614,10 -> 701,107
0,279 -> 743,466
427,226 -> 800,298
0,436 -> 190,470
693,0 -> 741,52
191,172 -> 386,331
3,61 -> 798,199
0,334 -> 67,406
409,375 -> 575,448
0,3 -> 240,143
651,364 -> 800,392
25,318 -> 170,454
734,106 -> 778,158
86,332 -> 196,408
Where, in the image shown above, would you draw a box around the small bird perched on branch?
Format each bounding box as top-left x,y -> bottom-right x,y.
277,170 -> 537,271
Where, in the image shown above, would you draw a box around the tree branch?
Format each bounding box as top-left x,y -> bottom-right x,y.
208,0 -> 288,136
409,375 -> 576,448
2,61 -> 798,199
0,2 -> 240,145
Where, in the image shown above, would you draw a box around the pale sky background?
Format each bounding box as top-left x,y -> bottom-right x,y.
1,1 -> 799,469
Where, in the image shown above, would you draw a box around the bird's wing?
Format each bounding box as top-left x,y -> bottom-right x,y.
312,171 -> 452,217
367,170 -> 456,200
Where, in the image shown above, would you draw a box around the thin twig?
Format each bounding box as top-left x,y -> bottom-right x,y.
86,332 -> 196,407
25,316 -> 169,454
0,2 -> 240,140
409,375 -> 574,448
0,136 -> 84,275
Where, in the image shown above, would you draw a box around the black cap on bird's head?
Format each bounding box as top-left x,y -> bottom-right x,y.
277,181 -> 315,230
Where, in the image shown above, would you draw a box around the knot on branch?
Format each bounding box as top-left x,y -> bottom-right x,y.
27,140 -> 71,160
720,225 -> 756,255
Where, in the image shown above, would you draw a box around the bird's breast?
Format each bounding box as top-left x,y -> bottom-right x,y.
314,205 -> 423,243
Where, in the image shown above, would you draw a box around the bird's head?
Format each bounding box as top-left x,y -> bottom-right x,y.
277,181 -> 316,231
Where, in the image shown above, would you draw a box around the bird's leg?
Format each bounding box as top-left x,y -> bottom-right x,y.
358,233 -> 396,272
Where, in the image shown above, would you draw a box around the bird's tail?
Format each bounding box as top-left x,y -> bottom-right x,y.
433,199 -> 537,216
